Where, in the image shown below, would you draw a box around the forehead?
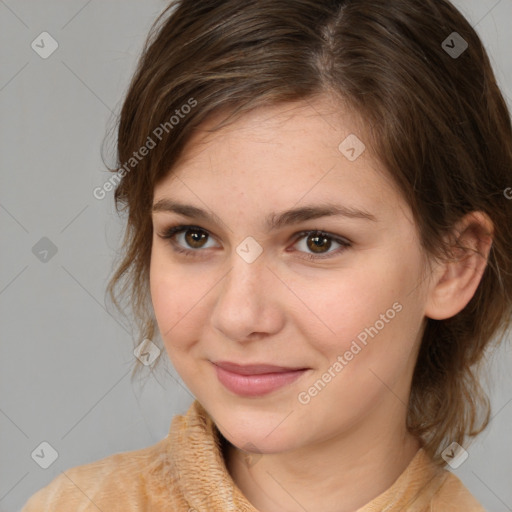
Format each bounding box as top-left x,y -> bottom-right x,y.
153,98 -> 411,228
172,97 -> 363,166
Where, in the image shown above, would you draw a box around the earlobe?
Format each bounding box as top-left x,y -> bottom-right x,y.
424,211 -> 494,321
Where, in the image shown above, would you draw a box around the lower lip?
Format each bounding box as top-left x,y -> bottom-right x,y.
213,365 -> 308,397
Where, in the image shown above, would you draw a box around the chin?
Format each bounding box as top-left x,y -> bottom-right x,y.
205,399 -> 306,454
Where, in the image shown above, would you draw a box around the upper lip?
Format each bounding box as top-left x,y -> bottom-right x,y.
212,361 -> 308,375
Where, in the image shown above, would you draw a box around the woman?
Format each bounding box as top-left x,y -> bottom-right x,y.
22,0 -> 512,510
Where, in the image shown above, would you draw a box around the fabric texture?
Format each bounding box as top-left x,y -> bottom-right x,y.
21,399 -> 486,511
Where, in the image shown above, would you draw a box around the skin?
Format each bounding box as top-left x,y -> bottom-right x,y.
149,96 -> 493,512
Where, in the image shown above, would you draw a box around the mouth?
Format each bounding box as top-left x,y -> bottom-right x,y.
211,361 -> 310,397
212,361 -> 309,375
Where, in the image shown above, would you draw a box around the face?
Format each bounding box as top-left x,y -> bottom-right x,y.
150,96 -> 431,455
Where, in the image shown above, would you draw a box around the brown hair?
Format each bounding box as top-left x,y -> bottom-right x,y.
104,0 -> 512,466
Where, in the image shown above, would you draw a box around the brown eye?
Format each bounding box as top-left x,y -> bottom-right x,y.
292,230 -> 351,261
184,228 -> 209,248
159,225 -> 218,254
159,225 -> 350,261
306,233 -> 332,253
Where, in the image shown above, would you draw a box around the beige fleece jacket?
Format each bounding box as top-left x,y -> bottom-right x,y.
21,399 -> 486,511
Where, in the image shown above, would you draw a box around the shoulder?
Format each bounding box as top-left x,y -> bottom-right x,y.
20,437 -> 179,512
431,471 -> 487,511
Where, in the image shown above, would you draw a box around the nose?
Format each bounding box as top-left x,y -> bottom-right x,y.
210,247 -> 285,343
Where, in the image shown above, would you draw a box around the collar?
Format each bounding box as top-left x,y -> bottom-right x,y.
162,399 -> 449,512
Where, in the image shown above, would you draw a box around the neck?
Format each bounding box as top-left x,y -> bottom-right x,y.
223,407 -> 421,512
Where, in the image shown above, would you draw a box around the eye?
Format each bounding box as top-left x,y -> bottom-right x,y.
157,224 -> 351,261
158,225 -> 218,255
290,230 -> 351,261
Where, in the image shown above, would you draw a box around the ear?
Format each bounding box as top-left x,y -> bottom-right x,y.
424,211 -> 494,320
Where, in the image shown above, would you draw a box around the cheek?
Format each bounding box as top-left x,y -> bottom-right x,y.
299,266 -> 402,351
303,249 -> 424,376
149,251 -> 195,343
295,278 -> 421,427
150,272 -> 204,383
149,250 -> 219,359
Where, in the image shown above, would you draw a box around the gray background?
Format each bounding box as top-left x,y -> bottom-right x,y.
1,1 -> 511,511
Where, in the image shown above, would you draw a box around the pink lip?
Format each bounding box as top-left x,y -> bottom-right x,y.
212,361 -> 309,397
213,361 -> 307,374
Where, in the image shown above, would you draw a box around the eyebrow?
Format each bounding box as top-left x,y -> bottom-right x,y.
151,198 -> 377,230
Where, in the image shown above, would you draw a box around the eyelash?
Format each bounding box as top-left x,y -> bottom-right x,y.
157,224 -> 351,261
